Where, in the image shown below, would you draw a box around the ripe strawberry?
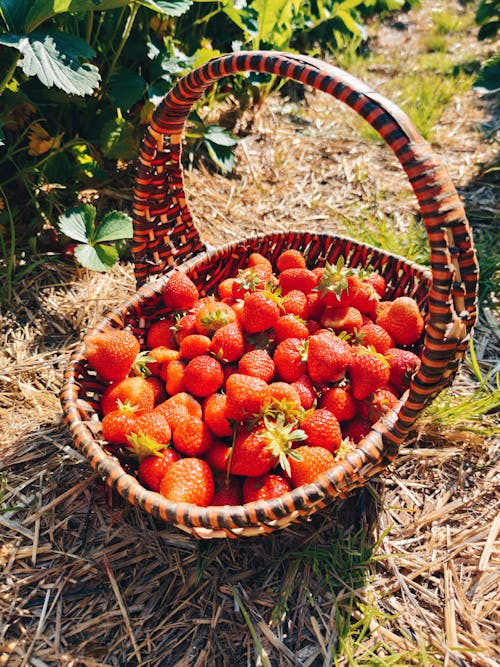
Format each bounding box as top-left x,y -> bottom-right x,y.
138,448 -> 181,492
315,258 -> 354,308
232,266 -> 268,299
358,387 -> 398,423
355,323 -> 394,354
132,410 -> 172,443
179,334 -> 212,359
242,473 -> 292,503
319,306 -> 363,335
164,359 -> 186,395
210,321 -> 245,362
203,393 -> 233,438
84,328 -> 140,382
101,401 -> 140,444
218,277 -> 237,301
278,267 -> 317,295
163,272 -> 199,311
276,249 -> 306,272
240,292 -> 280,333
377,296 -> 424,346
238,349 -> 275,382
149,346 -> 180,367
183,355 -> 224,397
173,416 -> 213,456
145,376 -> 167,404
225,373 -> 272,421
385,348 -> 421,394
291,374 -> 317,410
348,276 -> 380,318
204,440 -> 232,472
274,314 -> 309,342
306,331 -> 352,384
273,337 -> 307,383
342,417 -> 371,443
300,408 -> 342,453
268,382 -> 302,410
211,475 -> 243,505
154,392 -> 202,429
288,446 -> 335,487
100,376 -> 155,415
195,301 -> 237,336
159,458 -> 214,506
173,311 -> 197,343
306,291 -> 324,321
348,348 -> 391,401
281,290 -> 309,317
247,252 -> 273,274
363,272 -> 387,298
319,386 -> 357,422
146,318 -> 178,350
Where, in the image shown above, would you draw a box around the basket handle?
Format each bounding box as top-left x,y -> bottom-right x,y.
132,50 -> 478,349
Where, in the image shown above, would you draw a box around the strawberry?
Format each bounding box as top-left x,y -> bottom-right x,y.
100,376 -> 155,415
315,257 -> 354,308
319,386 -> 357,422
240,292 -> 280,334
276,249 -> 306,272
173,311 -> 197,343
84,328 -> 140,382
183,355 -> 224,397
300,408 -> 342,453
211,475 -> 243,506
247,252 -> 273,274
154,392 -> 202,429
278,267 -> 317,295
348,276 -> 380,318
291,374 -> 317,410
195,301 -> 237,336
274,314 -> 309,342
385,348 -> 421,394
319,306 -> 363,335
132,410 -> 172,444
238,349 -> 275,382
145,376 -> 167,404
273,337 -> 307,383
232,266 -> 268,299
217,277 -> 237,301
101,401 -> 140,444
146,318 -> 178,350
173,416 -> 213,456
225,374 -> 272,421
377,296 -> 424,346
164,359 -> 186,395
204,440 -> 232,472
363,272 -> 387,298
268,382 -> 302,410
179,334 -> 212,359
242,473 -> 292,503
342,416 -> 372,443
348,348 -> 391,401
306,331 -> 352,384
159,458 -> 214,506
162,271 -> 199,311
288,446 -> 335,487
281,290 -> 309,318
355,323 -> 394,354
358,387 -> 398,423
137,448 -> 181,492
210,322 -> 245,362
203,393 -> 233,438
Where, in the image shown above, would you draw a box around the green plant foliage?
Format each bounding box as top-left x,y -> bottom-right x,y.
476,0 -> 500,40
474,51 -> 500,93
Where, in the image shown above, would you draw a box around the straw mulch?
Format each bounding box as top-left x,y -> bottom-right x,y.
1,2 -> 499,665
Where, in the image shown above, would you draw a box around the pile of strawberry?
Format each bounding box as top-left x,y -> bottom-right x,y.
84,249 -> 424,508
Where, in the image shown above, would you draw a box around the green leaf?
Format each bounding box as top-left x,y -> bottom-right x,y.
94,211 -> 133,242
204,124 -> 238,147
139,0 -> 193,17
0,31 -> 100,96
335,9 -> 366,39
24,1 -> 135,33
252,0 -> 302,48
203,138 -> 235,173
99,115 -> 139,161
108,70 -> 147,111
58,204 -> 96,243
474,51 -> 500,92
74,243 -> 119,272
0,0 -> 32,33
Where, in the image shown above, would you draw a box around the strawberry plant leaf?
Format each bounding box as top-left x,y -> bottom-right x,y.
204,140 -> 236,173
140,0 -> 193,17
0,31 -> 100,96
24,1 -> 136,33
99,115 -> 139,161
108,70 -> 148,111
74,243 -> 119,272
94,211 -> 133,243
58,205 -> 96,244
204,124 -> 238,147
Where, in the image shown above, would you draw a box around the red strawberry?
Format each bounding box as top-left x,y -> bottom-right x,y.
274,314 -> 309,342
211,475 -> 243,506
273,337 -> 307,383
288,446 -> 335,487
101,376 -> 155,415
204,440 -> 232,472
145,375 -> 168,404
162,271 -> 199,311
342,417 -> 372,443
377,296 -> 424,346
159,458 -> 214,506
225,373 -> 272,421
154,392 -> 202,430
315,258 -> 354,308
232,266 -> 269,299
84,328 -> 140,382
195,301 -> 237,336
319,386 -> 357,422
210,322 -> 245,362
146,318 -> 178,350
183,355 -> 224,397
132,410 -> 172,443
179,334 -> 212,359
319,306 -> 363,335
268,382 -> 302,410
238,349 -> 275,382
281,290 -> 309,317
278,267 -> 317,295
218,277 -> 237,301
101,401 -> 140,444
355,323 -> 394,354
164,359 -> 186,395
306,331 -> 352,384
242,473 -> 292,503
291,374 -> 317,410
276,249 -> 306,271
348,276 -> 380,318
385,348 -> 421,394
358,387 -> 398,424
363,272 -> 387,298
240,292 -> 280,333
173,416 -> 213,456
348,348 -> 391,401
300,408 -> 342,453
247,252 -> 273,273
203,393 -> 233,438
137,448 -> 181,492
174,311 -> 197,343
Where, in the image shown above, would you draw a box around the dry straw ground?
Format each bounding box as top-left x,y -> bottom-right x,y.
1,1 -> 499,666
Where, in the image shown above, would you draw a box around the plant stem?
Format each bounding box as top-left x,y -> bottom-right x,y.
0,53 -> 20,97
86,10 -> 94,44
102,2 -> 140,91
0,185 -> 16,305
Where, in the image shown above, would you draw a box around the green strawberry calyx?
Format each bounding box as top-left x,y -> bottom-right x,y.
127,432 -> 165,461
262,413 -> 306,477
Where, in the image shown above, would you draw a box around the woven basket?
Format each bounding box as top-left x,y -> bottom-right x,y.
60,51 -> 478,539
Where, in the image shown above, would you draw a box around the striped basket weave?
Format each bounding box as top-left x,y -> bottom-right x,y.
60,52 -> 478,539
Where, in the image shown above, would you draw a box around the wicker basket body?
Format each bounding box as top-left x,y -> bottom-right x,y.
60,52 -> 478,538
